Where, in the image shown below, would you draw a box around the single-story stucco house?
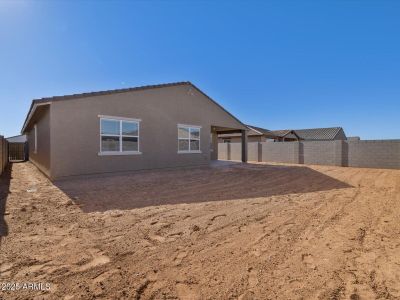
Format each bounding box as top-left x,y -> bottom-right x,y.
219,126 -> 347,143
21,82 -> 248,179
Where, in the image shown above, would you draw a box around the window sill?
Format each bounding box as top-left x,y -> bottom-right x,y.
177,150 -> 202,154
98,151 -> 142,156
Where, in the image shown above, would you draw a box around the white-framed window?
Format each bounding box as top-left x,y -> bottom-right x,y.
177,124 -> 201,153
34,124 -> 37,153
99,115 -> 141,155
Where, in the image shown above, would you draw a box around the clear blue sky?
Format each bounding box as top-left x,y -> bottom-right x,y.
1,1 -> 399,139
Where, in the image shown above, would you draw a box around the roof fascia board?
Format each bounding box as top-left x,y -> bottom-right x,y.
21,101 -> 51,133
332,127 -> 343,139
246,126 -> 263,135
188,84 -> 247,130
283,130 -> 301,140
21,81 -> 247,133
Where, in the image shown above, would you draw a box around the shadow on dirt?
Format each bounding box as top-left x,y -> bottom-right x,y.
54,162 -> 353,213
0,164 -> 12,244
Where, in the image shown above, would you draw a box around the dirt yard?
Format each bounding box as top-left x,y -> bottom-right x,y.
1,162 -> 399,299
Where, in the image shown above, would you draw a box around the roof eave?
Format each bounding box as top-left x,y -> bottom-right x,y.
20,81 -> 247,133
246,126 -> 264,135
21,101 -> 51,134
189,84 -> 247,130
332,127 -> 344,140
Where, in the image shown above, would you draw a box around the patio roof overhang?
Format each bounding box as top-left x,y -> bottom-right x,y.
211,125 -> 248,162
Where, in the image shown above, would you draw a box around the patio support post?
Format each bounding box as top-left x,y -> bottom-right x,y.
210,129 -> 218,160
241,130 -> 248,163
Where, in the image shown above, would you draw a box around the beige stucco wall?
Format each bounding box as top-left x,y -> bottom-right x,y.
27,105 -> 51,177
210,131 -> 219,160
48,84 -> 245,179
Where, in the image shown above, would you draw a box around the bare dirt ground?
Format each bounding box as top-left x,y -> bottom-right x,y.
1,161 -> 399,300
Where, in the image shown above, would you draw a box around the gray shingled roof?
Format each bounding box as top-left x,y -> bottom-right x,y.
245,125 -> 345,140
31,81 -> 191,103
269,130 -> 298,139
247,126 -> 299,139
246,125 -> 276,138
293,127 -> 343,140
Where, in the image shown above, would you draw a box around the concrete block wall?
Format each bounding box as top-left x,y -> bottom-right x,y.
217,143 -> 244,161
301,140 -> 343,166
248,142 -> 259,162
218,143 -> 229,160
218,140 -> 400,169
346,140 -> 400,169
230,143 -> 242,161
261,141 -> 299,163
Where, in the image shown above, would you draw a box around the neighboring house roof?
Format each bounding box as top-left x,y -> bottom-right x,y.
6,135 -> 27,143
269,130 -> 291,137
293,127 -> 345,140
218,126 -> 299,139
219,125 -> 274,138
22,81 -> 247,133
219,125 -> 346,141
246,125 -> 277,138
269,130 -> 299,139
246,126 -> 300,140
269,127 -> 345,140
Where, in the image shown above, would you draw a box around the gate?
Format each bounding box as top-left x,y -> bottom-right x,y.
8,143 -> 27,162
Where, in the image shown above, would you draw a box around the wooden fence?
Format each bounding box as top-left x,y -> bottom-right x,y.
0,136 -> 8,175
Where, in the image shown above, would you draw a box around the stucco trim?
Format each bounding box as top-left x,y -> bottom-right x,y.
177,150 -> 202,154
34,124 -> 37,153
98,151 -> 142,156
177,124 -> 202,129
98,115 -> 142,122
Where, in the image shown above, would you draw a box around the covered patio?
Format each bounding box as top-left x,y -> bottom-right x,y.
211,125 -> 248,162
